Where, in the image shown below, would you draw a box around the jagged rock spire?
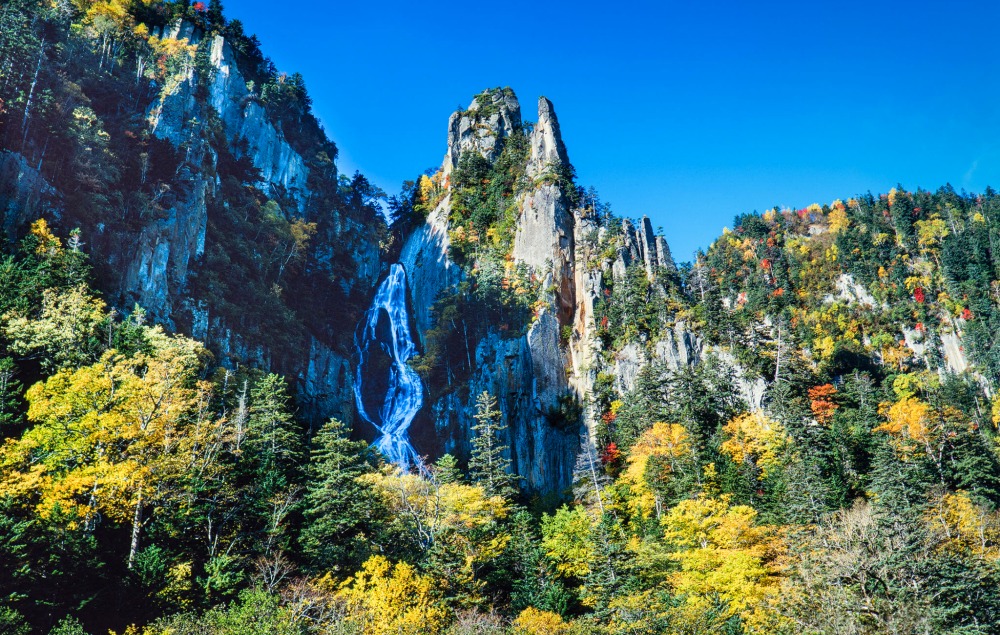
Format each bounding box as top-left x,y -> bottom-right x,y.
527,96 -> 570,179
613,216 -> 676,279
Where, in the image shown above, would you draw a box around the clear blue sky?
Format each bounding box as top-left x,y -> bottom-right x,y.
229,0 -> 1000,262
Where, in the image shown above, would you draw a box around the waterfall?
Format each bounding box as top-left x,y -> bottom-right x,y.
354,263 -> 424,469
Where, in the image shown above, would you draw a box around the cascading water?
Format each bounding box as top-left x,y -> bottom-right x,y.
354,264 -> 424,469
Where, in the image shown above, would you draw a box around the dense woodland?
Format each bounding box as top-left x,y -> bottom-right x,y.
6,2 -> 1000,635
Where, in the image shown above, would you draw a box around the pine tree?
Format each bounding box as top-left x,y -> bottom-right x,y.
247,374 -> 305,488
432,454 -> 463,485
469,391 -> 518,500
299,419 -> 382,573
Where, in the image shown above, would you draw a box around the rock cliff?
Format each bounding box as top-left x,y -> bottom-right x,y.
2,18 -> 385,427
399,89 -> 688,493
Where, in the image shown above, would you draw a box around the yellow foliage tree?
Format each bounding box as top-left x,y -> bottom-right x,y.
540,505 -> 593,578
720,412 -> 789,479
0,327 -> 212,566
30,218 -> 62,256
513,607 -> 569,635
337,555 -> 447,635
876,396 -> 931,444
4,284 -> 108,371
661,495 -> 787,633
926,490 -> 1000,560
828,205 -> 850,234
622,422 -> 692,518
362,468 -> 509,601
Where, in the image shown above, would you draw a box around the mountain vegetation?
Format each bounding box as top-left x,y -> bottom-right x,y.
4,2 -> 1000,635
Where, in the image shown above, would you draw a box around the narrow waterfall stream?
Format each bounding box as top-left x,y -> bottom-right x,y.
354,264 -> 425,469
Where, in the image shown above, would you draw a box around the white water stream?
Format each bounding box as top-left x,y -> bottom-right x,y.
353,264 -> 424,468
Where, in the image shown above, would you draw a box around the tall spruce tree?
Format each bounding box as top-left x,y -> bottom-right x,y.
299,418 -> 381,573
469,391 -> 518,500
247,374 -> 305,489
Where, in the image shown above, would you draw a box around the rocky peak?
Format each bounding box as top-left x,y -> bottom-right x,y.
443,87 -> 521,175
527,96 -> 570,179
613,215 -> 676,280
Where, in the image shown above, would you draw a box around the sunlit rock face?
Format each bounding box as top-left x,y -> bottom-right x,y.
354,264 -> 424,469
391,89 -> 696,494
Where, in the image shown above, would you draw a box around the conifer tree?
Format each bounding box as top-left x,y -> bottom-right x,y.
432,453 -> 463,485
247,374 -> 305,488
300,418 -> 381,573
469,391 -> 518,500
242,374 -> 306,559
0,357 -> 22,430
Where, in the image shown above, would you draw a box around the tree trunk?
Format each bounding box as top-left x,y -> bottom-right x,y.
127,490 -> 143,570
20,37 -> 45,153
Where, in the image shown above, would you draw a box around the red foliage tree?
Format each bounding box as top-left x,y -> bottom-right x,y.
601,442 -> 622,466
808,384 -> 838,425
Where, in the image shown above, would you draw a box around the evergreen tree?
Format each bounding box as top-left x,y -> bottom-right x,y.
432,454 -> 463,485
299,419 -> 382,573
0,358 -> 23,430
506,510 -> 573,616
242,374 -> 306,558
247,374 -> 305,489
469,391 -> 518,500
584,514 -> 627,620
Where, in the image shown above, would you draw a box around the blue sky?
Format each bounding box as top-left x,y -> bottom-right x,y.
230,0 -> 1000,262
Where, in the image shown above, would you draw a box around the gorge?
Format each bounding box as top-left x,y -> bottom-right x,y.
4,2 -> 1000,634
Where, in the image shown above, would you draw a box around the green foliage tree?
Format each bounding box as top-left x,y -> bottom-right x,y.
433,453 -> 464,485
468,391 -> 518,500
300,418 -> 382,573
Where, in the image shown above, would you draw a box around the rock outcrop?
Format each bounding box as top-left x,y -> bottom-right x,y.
613,216 -> 676,280
398,200 -> 460,343
400,90 -> 684,493
1,18 -> 384,428
443,88 -> 521,176
0,151 -> 58,240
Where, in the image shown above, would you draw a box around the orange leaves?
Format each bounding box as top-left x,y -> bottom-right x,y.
808,384 -> 838,425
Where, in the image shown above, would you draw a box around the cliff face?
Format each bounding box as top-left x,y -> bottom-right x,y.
1,16 -> 384,427
399,90 -> 692,493
135,22 -> 385,424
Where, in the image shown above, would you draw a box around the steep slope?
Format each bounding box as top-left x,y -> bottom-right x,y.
0,2 -> 385,424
